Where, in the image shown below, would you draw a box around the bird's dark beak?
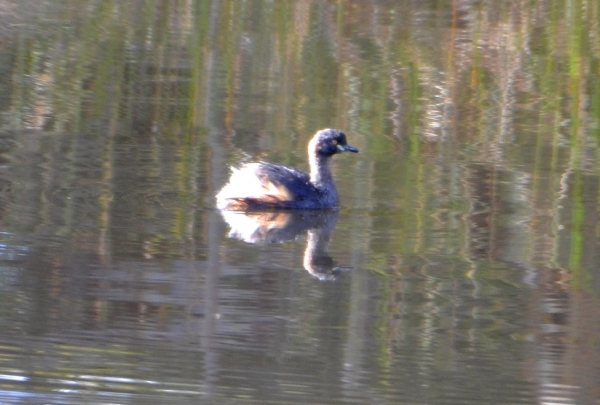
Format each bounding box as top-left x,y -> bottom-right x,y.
338,144 -> 359,153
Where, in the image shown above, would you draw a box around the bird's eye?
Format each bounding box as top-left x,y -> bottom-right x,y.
332,140 -> 338,145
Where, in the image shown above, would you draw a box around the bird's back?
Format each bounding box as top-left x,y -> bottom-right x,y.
216,162 -> 330,210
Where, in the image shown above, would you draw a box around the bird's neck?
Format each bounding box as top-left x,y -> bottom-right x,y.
309,154 -> 338,200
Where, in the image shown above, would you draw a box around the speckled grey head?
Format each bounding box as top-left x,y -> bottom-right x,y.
309,128 -> 359,157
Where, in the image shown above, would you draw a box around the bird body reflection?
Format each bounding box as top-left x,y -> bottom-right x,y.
220,210 -> 348,280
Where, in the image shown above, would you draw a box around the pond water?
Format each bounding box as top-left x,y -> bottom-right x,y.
0,0 -> 599,404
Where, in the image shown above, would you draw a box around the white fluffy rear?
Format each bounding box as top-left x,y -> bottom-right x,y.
216,163 -> 293,209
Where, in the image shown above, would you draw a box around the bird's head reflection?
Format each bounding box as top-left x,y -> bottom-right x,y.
219,210 -> 350,281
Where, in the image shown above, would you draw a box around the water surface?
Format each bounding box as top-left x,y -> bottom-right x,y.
0,1 -> 599,404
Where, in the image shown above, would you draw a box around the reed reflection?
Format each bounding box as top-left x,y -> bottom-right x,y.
220,209 -> 348,281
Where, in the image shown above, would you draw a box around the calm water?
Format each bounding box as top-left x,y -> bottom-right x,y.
0,0 -> 599,404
